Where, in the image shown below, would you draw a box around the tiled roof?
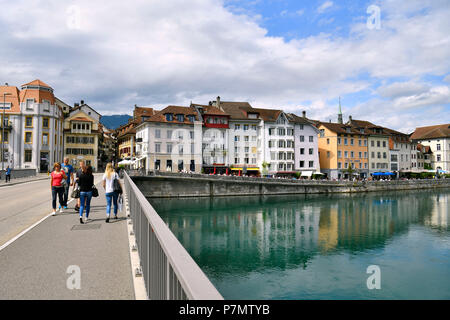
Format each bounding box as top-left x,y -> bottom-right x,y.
217,102 -> 255,120
417,144 -> 432,154
145,105 -> 199,124
410,124 -> 450,140
0,85 -> 21,113
71,117 -> 93,122
287,113 -> 315,125
318,121 -> 368,135
250,107 -> 282,122
21,79 -> 52,88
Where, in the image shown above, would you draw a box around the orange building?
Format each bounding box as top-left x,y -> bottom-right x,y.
318,122 -> 369,180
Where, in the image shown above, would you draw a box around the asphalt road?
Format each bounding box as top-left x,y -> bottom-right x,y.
0,174 -> 135,299
0,174 -> 101,247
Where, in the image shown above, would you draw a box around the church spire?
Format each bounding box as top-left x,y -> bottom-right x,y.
338,96 -> 343,124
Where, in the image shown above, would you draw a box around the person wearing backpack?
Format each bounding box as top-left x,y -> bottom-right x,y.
102,163 -> 123,223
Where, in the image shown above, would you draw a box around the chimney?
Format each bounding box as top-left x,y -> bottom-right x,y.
216,96 -> 221,108
349,115 -> 353,125
302,111 -> 306,118
80,100 -> 84,105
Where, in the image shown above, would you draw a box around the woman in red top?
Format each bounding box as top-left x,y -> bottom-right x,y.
51,162 -> 67,216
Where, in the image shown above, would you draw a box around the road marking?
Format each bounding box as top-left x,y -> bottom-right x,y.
0,198 -> 75,252
0,178 -> 104,252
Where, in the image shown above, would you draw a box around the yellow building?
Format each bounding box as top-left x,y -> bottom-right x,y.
63,101 -> 102,171
318,121 -> 369,179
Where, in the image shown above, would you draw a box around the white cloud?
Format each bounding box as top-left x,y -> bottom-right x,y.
317,1 -> 333,14
0,0 -> 448,131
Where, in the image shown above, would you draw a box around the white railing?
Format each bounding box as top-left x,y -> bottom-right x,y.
123,171 -> 224,300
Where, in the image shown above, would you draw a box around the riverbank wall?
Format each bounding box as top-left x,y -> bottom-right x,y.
131,175 -> 450,198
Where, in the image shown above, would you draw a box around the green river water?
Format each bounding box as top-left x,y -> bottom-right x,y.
150,189 -> 450,300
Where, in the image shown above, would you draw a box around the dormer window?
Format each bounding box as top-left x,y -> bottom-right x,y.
165,113 -> 173,121
346,127 -> 351,133
360,128 -> 365,134
188,115 -> 195,122
248,113 -> 258,119
177,114 -> 184,122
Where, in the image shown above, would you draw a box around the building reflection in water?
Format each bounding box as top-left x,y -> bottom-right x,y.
150,189 -> 448,276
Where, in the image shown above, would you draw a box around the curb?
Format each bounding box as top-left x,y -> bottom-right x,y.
0,177 -> 50,188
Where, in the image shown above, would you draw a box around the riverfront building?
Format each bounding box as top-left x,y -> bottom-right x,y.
411,124 -> 450,172
317,121 -> 369,180
0,80 -> 65,172
63,102 -> 103,170
288,112 -> 321,177
345,118 -> 390,174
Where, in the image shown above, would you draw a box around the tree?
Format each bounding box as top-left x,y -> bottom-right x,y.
262,161 -> 269,176
344,163 -> 357,178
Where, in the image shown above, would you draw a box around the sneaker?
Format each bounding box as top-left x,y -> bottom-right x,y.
52,211 -> 56,216
59,207 -> 64,213
80,218 -> 84,224
106,217 -> 110,223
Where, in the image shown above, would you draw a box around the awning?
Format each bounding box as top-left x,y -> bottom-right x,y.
230,168 -> 260,171
313,172 -> 324,175
372,172 -> 396,176
301,171 -> 313,177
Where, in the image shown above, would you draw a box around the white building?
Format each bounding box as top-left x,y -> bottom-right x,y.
288,112 -> 320,177
1,80 -> 65,172
411,124 -> 450,172
135,105 -> 203,173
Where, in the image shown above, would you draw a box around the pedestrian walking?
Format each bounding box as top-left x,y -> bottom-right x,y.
61,158 -> 74,209
51,162 -> 67,216
5,166 -> 11,182
74,160 -> 86,212
102,163 -> 123,223
78,165 -> 94,224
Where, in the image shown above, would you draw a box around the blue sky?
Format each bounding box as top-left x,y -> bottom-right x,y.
0,0 -> 449,133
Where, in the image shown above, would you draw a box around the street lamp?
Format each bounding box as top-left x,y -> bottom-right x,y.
2,88 -> 12,171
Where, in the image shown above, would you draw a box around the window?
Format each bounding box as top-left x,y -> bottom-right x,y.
244,125 -> 249,131
383,152 -> 387,159
43,118 -> 49,129
165,114 -> 173,121
383,141 -> 386,148
300,161 -> 305,168
338,162 -> 342,169
26,99 -> 34,110
25,132 -> 32,144
344,138 -> 348,145
167,143 -> 173,154
338,151 -> 342,158
338,137 -> 341,145
327,138 -> 330,145
190,131 -> 194,139
309,136 -> 314,142
244,136 -> 249,142
167,130 -> 172,139
25,150 -> 32,162
364,140 -> 367,146
377,141 -> 381,147
437,155 -> 441,162
437,144 -> 441,151
350,139 -> 354,146
155,143 -> 161,153
235,158 -> 240,164
0,131 -> 8,143
245,147 -> 249,153
344,151 -> 348,158
377,152 -> 381,159
155,129 -> 161,139
371,152 -> 375,158
309,161 -> 314,168
327,151 -> 330,158
364,152 -> 367,158
299,124 -> 304,130
235,124 -> 241,131
300,136 -> 305,142
372,163 -> 375,169
359,140 -> 362,146
252,125 -> 257,131
42,133 -> 49,145
235,136 -> 240,142
177,114 -> 184,122
25,116 -> 33,128
359,152 -> 362,158
351,151 -> 354,158
371,141 -> 375,147
300,148 -> 305,155
269,128 -> 275,135
309,148 -> 314,155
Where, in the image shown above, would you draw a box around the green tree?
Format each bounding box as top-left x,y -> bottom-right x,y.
262,161 -> 269,176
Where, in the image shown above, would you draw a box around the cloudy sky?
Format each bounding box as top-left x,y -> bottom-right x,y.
0,0 -> 449,133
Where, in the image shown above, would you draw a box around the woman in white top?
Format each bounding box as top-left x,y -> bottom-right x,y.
102,163 -> 123,223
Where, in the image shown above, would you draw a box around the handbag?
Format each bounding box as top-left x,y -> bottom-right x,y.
71,187 -> 80,199
113,175 -> 123,194
92,185 -> 99,197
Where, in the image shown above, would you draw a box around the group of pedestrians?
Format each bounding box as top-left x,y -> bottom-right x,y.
50,158 -> 123,223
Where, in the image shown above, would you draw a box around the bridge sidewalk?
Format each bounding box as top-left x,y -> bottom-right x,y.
0,179 -> 135,300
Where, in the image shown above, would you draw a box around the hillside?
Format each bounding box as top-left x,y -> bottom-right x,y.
100,114 -> 132,130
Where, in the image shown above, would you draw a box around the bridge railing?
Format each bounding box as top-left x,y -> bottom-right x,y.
123,171 -> 224,300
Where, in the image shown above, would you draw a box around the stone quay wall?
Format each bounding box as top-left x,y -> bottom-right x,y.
131,174 -> 450,198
